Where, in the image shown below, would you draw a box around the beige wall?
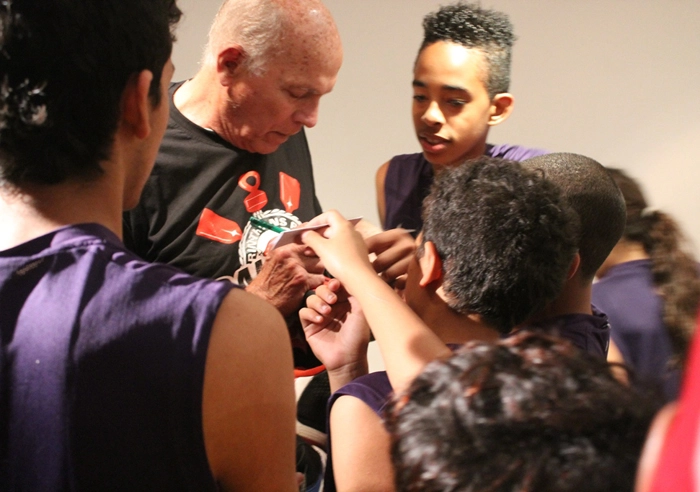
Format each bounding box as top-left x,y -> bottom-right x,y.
172,0 -> 700,248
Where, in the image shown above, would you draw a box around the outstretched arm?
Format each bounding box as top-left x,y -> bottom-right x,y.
301,211 -> 451,394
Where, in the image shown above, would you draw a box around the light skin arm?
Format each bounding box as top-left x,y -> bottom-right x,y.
202,289 -> 297,492
330,395 -> 395,492
301,211 -> 451,394
375,161 -> 390,229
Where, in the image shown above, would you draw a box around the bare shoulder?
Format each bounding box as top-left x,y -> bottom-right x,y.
203,288 -> 297,491
375,160 -> 390,191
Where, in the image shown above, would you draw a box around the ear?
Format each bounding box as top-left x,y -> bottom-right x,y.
120,70 -> 154,140
487,92 -> 514,127
418,240 -> 444,288
567,252 -> 582,280
217,46 -> 246,85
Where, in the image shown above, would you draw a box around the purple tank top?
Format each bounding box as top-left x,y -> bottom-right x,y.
523,306 -> 611,359
0,223 -> 235,490
592,260 -> 681,401
383,145 -> 548,231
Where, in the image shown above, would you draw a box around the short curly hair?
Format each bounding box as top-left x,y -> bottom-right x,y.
420,157 -> 578,334
387,331 -> 659,492
419,2 -> 515,97
0,0 -> 181,186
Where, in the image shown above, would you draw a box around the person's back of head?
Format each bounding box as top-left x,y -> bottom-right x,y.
419,2 -> 514,98
420,157 -> 578,334
523,153 -> 626,282
0,0 -> 180,187
387,331 -> 659,492
606,167 -> 700,363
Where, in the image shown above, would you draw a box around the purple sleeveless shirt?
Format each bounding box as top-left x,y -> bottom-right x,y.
592,260 -> 681,401
383,145 -> 548,231
0,223 -> 235,490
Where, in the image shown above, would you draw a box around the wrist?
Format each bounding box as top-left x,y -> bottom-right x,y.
327,358 -> 369,393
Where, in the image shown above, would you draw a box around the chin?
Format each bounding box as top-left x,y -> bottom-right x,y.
241,137 -> 285,155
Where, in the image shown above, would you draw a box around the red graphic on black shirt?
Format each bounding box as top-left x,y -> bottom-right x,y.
238,171 -> 268,212
196,208 -> 242,244
280,172 -> 300,213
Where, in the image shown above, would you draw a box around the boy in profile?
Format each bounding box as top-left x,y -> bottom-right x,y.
300,157 -> 578,491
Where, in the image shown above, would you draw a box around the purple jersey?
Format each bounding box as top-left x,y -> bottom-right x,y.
0,223 -> 234,490
383,145 -> 548,231
523,306 -> 611,359
592,259 -> 681,400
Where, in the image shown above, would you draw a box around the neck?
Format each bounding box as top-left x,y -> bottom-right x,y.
415,293 -> 500,345
0,167 -> 125,251
428,142 -> 488,174
529,274 -> 593,321
173,69 -> 224,134
597,240 -> 649,278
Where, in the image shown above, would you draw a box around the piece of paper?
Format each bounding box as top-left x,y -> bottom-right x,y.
269,217 -> 362,249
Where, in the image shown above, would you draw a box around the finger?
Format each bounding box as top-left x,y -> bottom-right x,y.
304,293 -> 333,316
365,228 -> 413,255
392,274 -> 407,291
305,209 -> 347,228
314,283 -> 338,305
377,255 -> 412,281
299,306 -> 327,326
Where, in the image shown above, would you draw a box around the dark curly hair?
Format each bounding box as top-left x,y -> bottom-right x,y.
607,167 -> 700,363
420,157 -> 578,334
386,331 -> 659,492
0,0 -> 182,186
523,153 -> 626,281
419,2 -> 515,98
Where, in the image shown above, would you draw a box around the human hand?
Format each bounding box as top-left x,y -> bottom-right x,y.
299,279 -> 370,372
300,279 -> 370,387
246,243 -> 326,317
366,228 -> 416,290
300,211 -> 375,292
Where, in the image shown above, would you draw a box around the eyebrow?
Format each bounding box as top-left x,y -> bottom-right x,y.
412,80 -> 468,93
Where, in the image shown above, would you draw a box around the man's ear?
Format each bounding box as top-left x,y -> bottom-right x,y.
567,252 -> 582,280
217,46 -> 246,85
487,92 -> 514,127
120,69 -> 154,140
418,240 -> 444,288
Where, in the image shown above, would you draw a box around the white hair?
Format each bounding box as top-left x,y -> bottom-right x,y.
203,0 -> 285,76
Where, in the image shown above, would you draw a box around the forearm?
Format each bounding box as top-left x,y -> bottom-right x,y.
342,269 -> 451,393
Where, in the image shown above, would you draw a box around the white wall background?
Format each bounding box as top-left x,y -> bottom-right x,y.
172,0 -> 700,249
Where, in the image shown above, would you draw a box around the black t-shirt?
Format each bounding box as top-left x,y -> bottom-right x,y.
124,82 -> 323,280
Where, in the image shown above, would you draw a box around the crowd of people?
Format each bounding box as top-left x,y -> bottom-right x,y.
1,0 -> 698,491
